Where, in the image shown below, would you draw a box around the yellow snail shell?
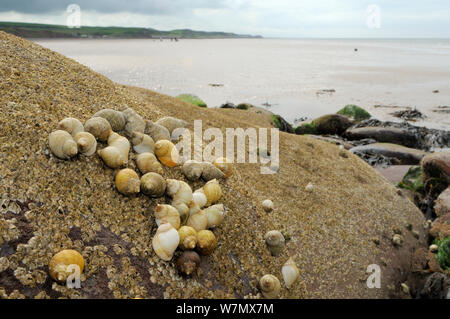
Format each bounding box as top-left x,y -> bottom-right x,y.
97,132 -> 130,168
196,230 -> 217,255
259,274 -> 281,299
178,226 -> 198,250
57,117 -> 84,137
48,130 -> 78,159
136,152 -> 163,175
213,157 -> 233,178
262,199 -> 274,212
49,249 -> 85,282
145,120 -> 171,142
131,131 -> 155,154
182,160 -> 204,181
264,230 -> 285,256
193,190 -> 207,209
204,204 -> 226,229
92,109 -> 126,132
74,132 -> 97,156
202,179 -> 222,206
84,117 -> 112,142
140,172 -> 166,198
186,210 -> 208,232
152,222 -> 180,261
115,168 -> 140,196
201,162 -> 225,181
155,204 -> 181,229
155,140 -> 179,167
123,108 -> 145,137
176,251 -> 200,276
282,257 -> 299,289
155,116 -> 188,134
189,200 -> 202,217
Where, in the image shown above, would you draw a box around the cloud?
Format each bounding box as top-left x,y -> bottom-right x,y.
0,0 -> 449,37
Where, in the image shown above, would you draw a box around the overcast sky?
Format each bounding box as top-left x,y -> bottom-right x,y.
0,0 -> 449,38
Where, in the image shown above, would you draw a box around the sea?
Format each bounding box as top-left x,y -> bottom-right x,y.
34,38 -> 450,130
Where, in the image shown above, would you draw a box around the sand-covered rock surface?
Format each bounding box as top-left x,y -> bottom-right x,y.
0,31 -> 427,299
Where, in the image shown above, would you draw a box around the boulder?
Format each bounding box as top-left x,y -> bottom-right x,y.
430,214 -> 450,239
295,123 -> 317,135
418,273 -> 450,299
220,102 -> 235,109
176,94 -> 207,107
337,104 -> 371,121
305,135 -> 354,150
271,114 -> 294,133
350,143 -> 427,165
421,152 -> 450,185
345,127 -> 417,148
376,165 -> 412,185
313,114 -> 353,135
236,103 -> 252,110
435,187 -> 450,217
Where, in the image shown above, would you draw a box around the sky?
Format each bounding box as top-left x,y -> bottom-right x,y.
0,0 -> 449,38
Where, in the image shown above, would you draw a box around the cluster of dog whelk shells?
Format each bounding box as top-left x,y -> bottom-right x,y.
47,107 -> 299,298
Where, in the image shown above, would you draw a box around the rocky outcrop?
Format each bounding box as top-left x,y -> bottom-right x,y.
421,152 -> 450,185
350,143 -> 427,165
376,166 -> 412,185
435,187 -> 450,217
271,114 -> 294,133
337,104 -> 371,121
345,127 -> 417,148
313,114 -> 353,135
430,214 -> 450,240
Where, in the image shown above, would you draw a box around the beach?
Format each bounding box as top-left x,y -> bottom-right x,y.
35,38 -> 450,130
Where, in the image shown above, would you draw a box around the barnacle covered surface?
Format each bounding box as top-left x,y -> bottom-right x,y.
0,31 -> 427,299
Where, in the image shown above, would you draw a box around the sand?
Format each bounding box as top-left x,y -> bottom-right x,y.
0,31 -> 427,299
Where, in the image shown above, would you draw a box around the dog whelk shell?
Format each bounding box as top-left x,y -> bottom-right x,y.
166,179 -> 193,205
131,132 -> 155,154
140,172 -> 166,198
145,120 -> 171,142
98,132 -> 130,168
74,132 -> 97,156
392,234 -> 403,246
123,108 -> 145,137
57,117 -> 84,137
192,191 -> 207,209
196,230 -> 217,255
176,251 -> 200,276
282,258 -> 299,289
172,201 -> 190,225
204,204 -> 226,229
201,162 -> 225,181
115,168 -> 140,196
259,274 -> 281,299
48,130 -> 78,159
262,199 -> 274,212
182,160 -> 204,181
155,140 -> 179,167
186,210 -> 208,231
264,230 -> 285,256
213,157 -> 233,178
84,117 -> 112,142
202,179 -> 222,206
136,152 -> 163,175
152,223 -> 180,261
49,249 -> 84,282
155,204 -> 181,229
155,116 -> 188,134
92,109 -> 126,132
178,226 -> 198,250
305,183 -> 314,192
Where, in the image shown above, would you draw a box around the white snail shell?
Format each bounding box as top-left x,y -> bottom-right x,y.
186,210 -> 208,232
84,117 -> 112,142
201,162 -> 225,181
123,108 -> 145,137
131,131 -> 155,154
74,131 -> 97,156
145,120 -> 170,142
140,172 -> 166,198
136,152 -> 163,175
259,274 -> 281,299
204,204 -> 226,229
282,257 -> 299,289
262,199 -> 274,212
48,130 -> 78,159
155,116 -> 188,135
57,117 -> 84,137
152,223 -> 180,261
264,230 -> 285,256
92,109 -> 126,132
192,190 -> 207,209
154,204 -> 181,229
182,160 -> 204,181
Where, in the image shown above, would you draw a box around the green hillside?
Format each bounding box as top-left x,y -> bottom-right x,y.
0,21 -> 262,39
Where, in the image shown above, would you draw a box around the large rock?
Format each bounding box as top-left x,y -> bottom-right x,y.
337,104 -> 371,121
435,187 -> 450,217
271,114 -> 294,133
305,135 -> 353,150
418,273 -> 450,299
421,152 -> 450,185
313,114 -> 353,135
345,127 -> 417,148
430,213 -> 450,239
376,165 -> 412,185
350,143 -> 427,165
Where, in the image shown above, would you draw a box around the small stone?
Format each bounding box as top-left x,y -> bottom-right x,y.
392,234 -> 403,246
305,183 -> 314,192
401,283 -> 410,295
